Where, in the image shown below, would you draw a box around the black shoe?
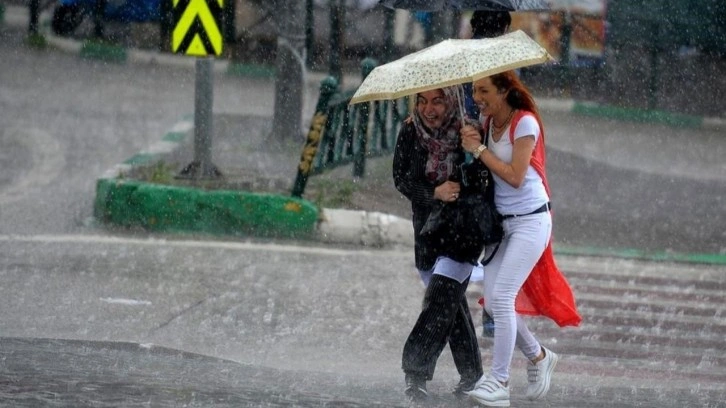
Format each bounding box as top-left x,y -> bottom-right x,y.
452,375 -> 482,399
404,375 -> 428,403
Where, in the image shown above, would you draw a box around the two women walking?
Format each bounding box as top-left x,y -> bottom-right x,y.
395,71 -> 581,407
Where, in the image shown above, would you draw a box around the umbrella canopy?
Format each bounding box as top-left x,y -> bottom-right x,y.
378,0 -> 550,11
349,30 -> 553,105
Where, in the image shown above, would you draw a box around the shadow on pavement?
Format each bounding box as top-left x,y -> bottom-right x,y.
0,337 -> 407,407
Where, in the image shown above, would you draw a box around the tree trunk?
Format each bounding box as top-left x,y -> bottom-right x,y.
271,0 -> 306,143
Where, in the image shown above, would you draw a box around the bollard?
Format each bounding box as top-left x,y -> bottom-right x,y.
291,76 -> 339,198
352,58 -> 377,178
305,0 -> 314,67
159,0 -> 172,51
328,0 -> 344,84
178,57 -> 222,180
382,8 -> 395,62
93,0 -> 105,39
223,0 -> 235,45
28,0 -> 39,34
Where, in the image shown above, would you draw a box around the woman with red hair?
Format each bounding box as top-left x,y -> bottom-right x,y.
460,71 -> 581,407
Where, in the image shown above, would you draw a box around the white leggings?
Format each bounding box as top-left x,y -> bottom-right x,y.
482,211 -> 552,383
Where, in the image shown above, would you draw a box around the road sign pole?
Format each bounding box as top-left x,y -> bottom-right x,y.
172,0 -> 224,179
179,57 -> 221,179
194,56 -> 214,174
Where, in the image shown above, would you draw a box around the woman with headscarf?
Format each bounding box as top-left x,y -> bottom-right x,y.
393,85 -> 486,403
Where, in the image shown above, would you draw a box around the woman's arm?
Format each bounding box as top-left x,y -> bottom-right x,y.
392,124 -> 437,206
461,125 -> 535,189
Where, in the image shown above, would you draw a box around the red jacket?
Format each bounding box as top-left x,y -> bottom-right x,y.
485,110 -> 582,327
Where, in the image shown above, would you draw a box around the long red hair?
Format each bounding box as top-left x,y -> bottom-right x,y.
489,71 -> 544,132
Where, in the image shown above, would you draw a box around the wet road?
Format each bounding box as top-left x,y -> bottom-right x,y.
1,236 -> 725,407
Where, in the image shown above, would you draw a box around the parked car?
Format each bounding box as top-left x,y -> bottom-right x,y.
51,0 -> 161,35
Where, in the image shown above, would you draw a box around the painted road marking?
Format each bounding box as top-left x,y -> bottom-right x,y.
0,234 -> 386,257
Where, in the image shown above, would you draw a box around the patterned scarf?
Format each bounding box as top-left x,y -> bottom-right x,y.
412,85 -> 467,184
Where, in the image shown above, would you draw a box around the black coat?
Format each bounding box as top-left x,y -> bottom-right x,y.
392,122 -> 484,271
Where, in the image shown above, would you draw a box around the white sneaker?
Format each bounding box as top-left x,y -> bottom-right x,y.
468,376 -> 510,407
525,346 -> 560,400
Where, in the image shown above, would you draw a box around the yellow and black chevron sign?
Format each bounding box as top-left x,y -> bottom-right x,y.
172,0 -> 223,57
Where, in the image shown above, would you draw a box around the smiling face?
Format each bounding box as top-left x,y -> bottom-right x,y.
472,77 -> 508,117
416,89 -> 448,129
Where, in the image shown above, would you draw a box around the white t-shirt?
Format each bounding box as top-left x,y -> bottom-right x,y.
486,114 -> 549,215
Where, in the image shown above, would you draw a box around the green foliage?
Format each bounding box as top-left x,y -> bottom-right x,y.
310,179 -> 358,209
25,33 -> 47,49
137,161 -> 176,185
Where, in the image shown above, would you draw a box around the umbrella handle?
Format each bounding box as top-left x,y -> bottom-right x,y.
455,84 -> 476,165
464,152 -> 474,164
455,84 -> 473,126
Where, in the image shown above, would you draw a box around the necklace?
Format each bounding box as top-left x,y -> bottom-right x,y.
492,109 -> 515,132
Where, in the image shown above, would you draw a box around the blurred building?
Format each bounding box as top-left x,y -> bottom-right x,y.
604,0 -> 726,116
231,0 -> 725,117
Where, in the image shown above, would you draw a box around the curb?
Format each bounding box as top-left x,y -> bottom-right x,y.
93,117 -> 319,240
536,98 -> 725,131
317,208 -> 414,247
572,101 -> 726,130
553,244 -> 726,266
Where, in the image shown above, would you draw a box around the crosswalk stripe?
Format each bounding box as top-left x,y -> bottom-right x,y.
468,258 -> 726,390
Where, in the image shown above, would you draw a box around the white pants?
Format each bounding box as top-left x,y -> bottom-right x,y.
482,211 -> 552,383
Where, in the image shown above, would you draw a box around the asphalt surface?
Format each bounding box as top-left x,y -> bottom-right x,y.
2,236 -> 725,407
1,6 -> 726,408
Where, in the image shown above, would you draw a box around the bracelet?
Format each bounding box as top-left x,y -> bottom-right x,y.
473,144 -> 487,159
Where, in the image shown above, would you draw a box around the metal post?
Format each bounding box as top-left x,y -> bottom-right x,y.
353,59 -> 376,178
28,0 -> 40,34
159,0 -> 172,51
194,57 -> 214,174
223,0 -> 235,44
178,57 -> 222,179
559,11 -> 571,67
647,21 -> 660,110
305,0 -> 314,67
94,0 -> 105,39
271,0 -> 306,143
383,7 -> 395,62
328,0 -> 344,84
559,11 -> 572,92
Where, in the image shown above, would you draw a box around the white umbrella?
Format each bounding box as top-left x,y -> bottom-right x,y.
349,30 -> 554,105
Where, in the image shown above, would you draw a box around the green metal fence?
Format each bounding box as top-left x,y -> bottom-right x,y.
291,58 -> 409,198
